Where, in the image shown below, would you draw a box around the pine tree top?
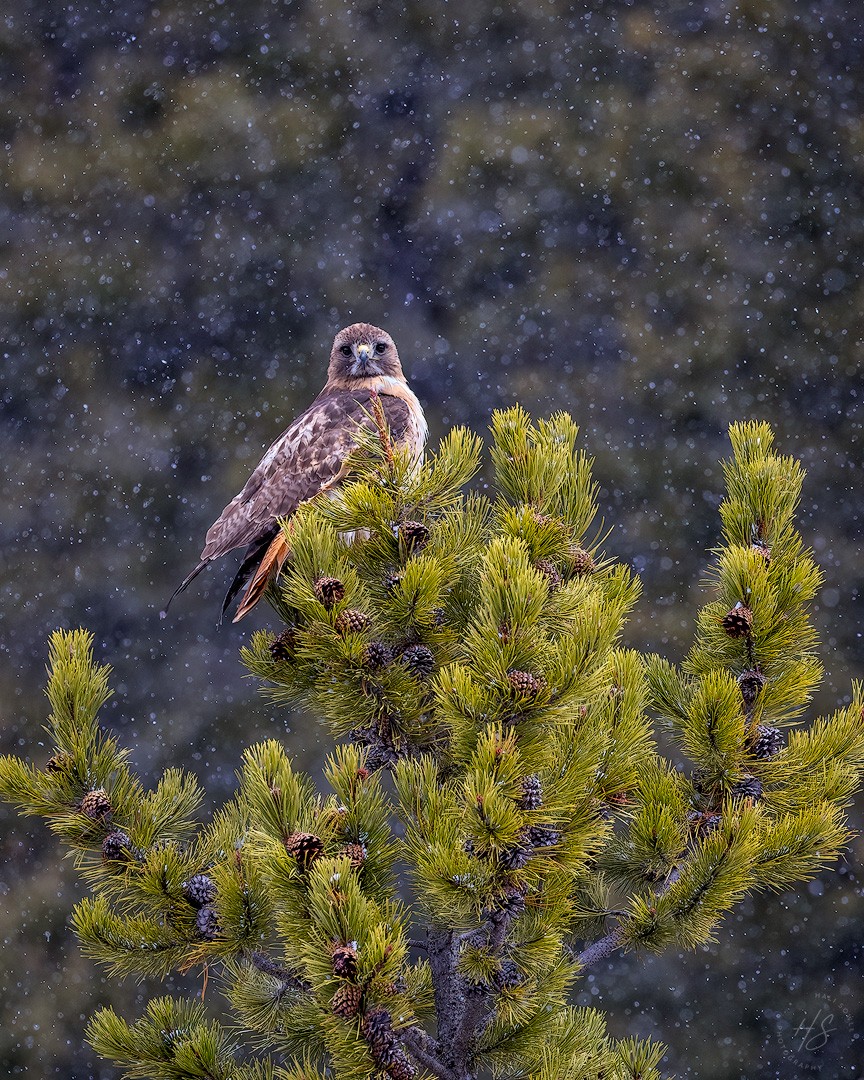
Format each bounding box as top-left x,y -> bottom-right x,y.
1,412 -> 862,1080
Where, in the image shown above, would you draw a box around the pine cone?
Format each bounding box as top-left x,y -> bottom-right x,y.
183,873 -> 217,908
399,520 -> 429,551
384,1051 -> 417,1080
732,776 -> 763,802
499,844 -> 532,870
195,906 -> 219,940
314,576 -> 345,608
331,942 -> 359,980
101,830 -> 133,862
331,982 -> 363,1019
361,1006 -> 397,1061
738,668 -> 766,706
46,751 -> 74,775
383,571 -> 403,592
317,804 -> 349,834
526,824 -> 560,848
688,810 -> 721,836
569,547 -> 596,576
335,609 -> 371,635
751,541 -> 772,565
430,606 -> 446,628
490,885 -> 527,919
284,831 -> 325,868
534,559 -> 561,590
721,602 -> 753,638
80,788 -> 112,820
507,670 -> 547,696
363,641 -> 393,670
519,774 -> 543,810
753,724 -> 784,759
339,842 -> 367,870
269,628 -> 297,661
398,644 -> 435,679
493,959 -> 524,990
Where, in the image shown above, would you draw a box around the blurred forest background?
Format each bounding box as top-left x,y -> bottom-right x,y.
1,1 -> 862,1076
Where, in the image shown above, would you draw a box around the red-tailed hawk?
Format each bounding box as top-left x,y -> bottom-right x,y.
165,323 -> 427,622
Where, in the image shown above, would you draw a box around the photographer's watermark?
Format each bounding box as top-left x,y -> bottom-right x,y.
775,992 -> 855,1074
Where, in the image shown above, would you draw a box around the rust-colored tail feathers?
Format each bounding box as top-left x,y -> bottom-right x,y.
232,529 -> 292,622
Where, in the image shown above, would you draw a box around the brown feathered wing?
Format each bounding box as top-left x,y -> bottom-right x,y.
163,388 -> 411,619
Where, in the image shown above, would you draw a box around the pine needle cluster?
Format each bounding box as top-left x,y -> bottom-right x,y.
1,412 -> 862,1080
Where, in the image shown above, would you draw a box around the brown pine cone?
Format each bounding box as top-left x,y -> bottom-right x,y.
534,559 -> 562,590
526,824 -> 560,848
751,541 -> 772,565
284,831 -> 325,868
507,670 -> 547,696
46,751 -> 75,775
569,547 -> 596,576
721,602 -> 753,638
268,628 -> 297,661
80,788 -> 112,820
314,576 -> 345,608
361,1006 -> 396,1058
687,810 -> 722,836
383,571 -> 403,592
399,520 -> 429,551
384,1051 -> 417,1080
331,942 -> 359,979
339,842 -> 367,870
489,884 -> 527,920
493,959 -> 524,990
732,776 -> 763,802
335,609 -> 371,635
499,844 -> 532,870
195,906 -> 220,940
331,982 -> 363,1019
738,668 -> 766,706
317,804 -> 349,834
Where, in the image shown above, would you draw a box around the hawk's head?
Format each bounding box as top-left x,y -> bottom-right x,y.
327,323 -> 404,385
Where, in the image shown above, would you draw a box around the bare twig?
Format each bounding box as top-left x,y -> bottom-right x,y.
400,1026 -> 457,1080
574,928 -> 624,969
453,927 -> 485,949
248,950 -> 311,994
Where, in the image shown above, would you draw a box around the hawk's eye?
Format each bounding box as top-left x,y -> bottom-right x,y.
374,341 -> 387,354
339,345 -> 353,358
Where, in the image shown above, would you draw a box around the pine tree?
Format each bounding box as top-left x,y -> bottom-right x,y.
1,412 -> 862,1080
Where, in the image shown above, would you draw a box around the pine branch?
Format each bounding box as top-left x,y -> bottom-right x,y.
248,950 -> 311,995
368,390 -> 396,472
400,1026 -> 457,1080
574,929 -> 624,970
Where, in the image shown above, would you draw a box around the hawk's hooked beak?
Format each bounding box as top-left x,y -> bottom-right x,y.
354,343 -> 372,372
